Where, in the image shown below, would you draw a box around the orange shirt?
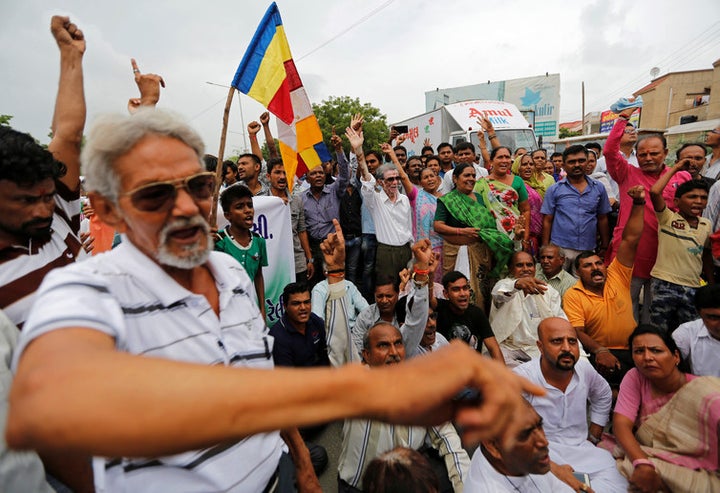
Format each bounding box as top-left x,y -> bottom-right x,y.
563,258 -> 635,349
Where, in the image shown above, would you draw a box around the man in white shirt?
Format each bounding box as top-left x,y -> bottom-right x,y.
350,127 -> 414,280
490,251 -> 566,367
464,399 -> 574,492
514,317 -> 628,492
673,284 -> 720,377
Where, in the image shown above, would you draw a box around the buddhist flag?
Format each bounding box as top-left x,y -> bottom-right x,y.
232,2 -> 331,185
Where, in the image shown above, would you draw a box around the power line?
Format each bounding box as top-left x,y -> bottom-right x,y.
296,0 -> 397,61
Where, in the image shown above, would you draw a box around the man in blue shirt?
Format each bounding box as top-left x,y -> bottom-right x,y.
541,145 -> 611,272
270,282 -> 330,368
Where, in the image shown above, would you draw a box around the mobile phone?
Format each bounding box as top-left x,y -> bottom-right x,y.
394,125 -> 409,134
573,472 -> 591,487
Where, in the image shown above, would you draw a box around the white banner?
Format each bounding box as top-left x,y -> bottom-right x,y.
251,196 -> 295,327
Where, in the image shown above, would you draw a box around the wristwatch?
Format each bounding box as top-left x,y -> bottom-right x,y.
307,258 -> 314,264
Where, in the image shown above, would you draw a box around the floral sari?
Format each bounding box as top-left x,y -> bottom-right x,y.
474,177 -> 522,240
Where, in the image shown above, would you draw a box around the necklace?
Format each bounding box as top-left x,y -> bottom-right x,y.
504,474 -> 541,492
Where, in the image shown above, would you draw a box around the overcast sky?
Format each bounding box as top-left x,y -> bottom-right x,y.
2,0 -> 719,157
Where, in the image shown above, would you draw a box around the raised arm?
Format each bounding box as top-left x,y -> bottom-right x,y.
330,129 -> 350,195
346,126 -> 371,181
381,142 -> 414,195
401,240 -> 432,356
260,112 -> 279,160
127,58 -> 165,114
616,186 -> 646,268
650,160 -> 687,212
48,16 -> 86,193
602,107 -> 634,184
248,120 -> 263,162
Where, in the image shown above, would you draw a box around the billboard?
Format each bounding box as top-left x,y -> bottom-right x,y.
425,74 -> 561,139
599,109 -> 641,133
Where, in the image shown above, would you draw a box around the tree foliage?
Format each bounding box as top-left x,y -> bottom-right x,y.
0,114 -> 13,126
559,127 -> 582,139
312,96 -> 388,155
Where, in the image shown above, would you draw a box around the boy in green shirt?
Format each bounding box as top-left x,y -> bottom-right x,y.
216,184 -> 268,318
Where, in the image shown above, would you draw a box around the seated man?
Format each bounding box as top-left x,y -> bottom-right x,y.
490,251 -> 566,367
433,271 -> 504,363
673,284 -> 720,376
464,399 -> 574,492
351,275 -> 402,354
563,186 -> 646,386
515,318 -> 628,492
310,272 -> 368,330
536,244 -> 577,300
417,307 -> 450,355
338,322 -> 470,493
270,282 -> 329,368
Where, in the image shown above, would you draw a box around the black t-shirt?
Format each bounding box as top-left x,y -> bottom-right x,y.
435,298 -> 495,351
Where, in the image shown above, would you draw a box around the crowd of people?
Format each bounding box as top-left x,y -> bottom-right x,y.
1,14 -> 720,493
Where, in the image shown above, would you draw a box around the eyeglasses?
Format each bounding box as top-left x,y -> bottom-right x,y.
122,172 -> 216,212
624,127 -> 638,134
383,176 -> 401,182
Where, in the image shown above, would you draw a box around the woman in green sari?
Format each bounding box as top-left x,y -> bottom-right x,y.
475,146 -> 531,251
433,163 -> 514,309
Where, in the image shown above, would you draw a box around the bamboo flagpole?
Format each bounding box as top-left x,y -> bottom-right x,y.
209,86 -> 236,229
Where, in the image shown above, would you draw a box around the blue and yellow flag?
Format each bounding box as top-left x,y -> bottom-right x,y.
232,3 -> 331,181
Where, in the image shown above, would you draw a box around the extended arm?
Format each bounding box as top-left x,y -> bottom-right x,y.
280,428 -> 321,493
248,120 -> 263,162
260,112 -> 279,160
127,58 -> 165,114
615,186 -> 646,268
400,240 -> 432,357
48,16 -> 86,193
602,110 -> 633,184
650,162 -> 685,212
381,142 -> 414,195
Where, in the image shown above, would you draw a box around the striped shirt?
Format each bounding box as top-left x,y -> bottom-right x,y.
338,418 -> 469,490
0,181 -> 83,328
14,240 -> 283,493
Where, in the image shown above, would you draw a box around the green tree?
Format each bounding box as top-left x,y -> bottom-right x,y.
0,114 -> 12,126
312,96 -> 388,155
558,127 -> 582,139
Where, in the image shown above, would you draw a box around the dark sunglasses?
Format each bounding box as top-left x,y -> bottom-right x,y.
122,172 -> 216,212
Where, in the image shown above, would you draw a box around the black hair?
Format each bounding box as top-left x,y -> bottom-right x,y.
362,447 -> 439,493
366,150 -> 383,164
562,144 -> 589,161
637,133 -> 667,149
550,151 -> 563,160
573,250 -> 598,270
452,162 -> 474,179
695,284 -> 720,310
675,142 -> 707,161
490,146 -> 512,160
281,282 -> 310,306
237,153 -> 262,166
436,142 -> 454,153
442,270 -> 468,289
266,157 -> 284,174
0,126 -> 66,186
530,148 -> 547,158
374,274 -> 399,293
203,154 -> 218,172
421,145 -> 434,155
393,145 -> 407,155
219,183 -> 253,213
455,141 -> 476,154
222,160 -> 237,175
674,178 -> 708,199
628,324 -> 689,373
585,142 -> 602,154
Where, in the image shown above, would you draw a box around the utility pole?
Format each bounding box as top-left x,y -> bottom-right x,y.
581,81 -> 586,135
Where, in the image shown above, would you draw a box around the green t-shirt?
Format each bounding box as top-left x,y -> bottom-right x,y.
215,229 -> 268,281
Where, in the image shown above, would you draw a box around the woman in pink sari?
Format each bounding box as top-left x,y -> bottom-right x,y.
613,324 -> 720,492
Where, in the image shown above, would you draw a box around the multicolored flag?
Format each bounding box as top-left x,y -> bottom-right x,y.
232,2 -> 331,185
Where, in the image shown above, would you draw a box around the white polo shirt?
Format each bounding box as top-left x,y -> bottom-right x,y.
673,319 -> 720,377
360,175 -> 413,246
15,239 -> 283,493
